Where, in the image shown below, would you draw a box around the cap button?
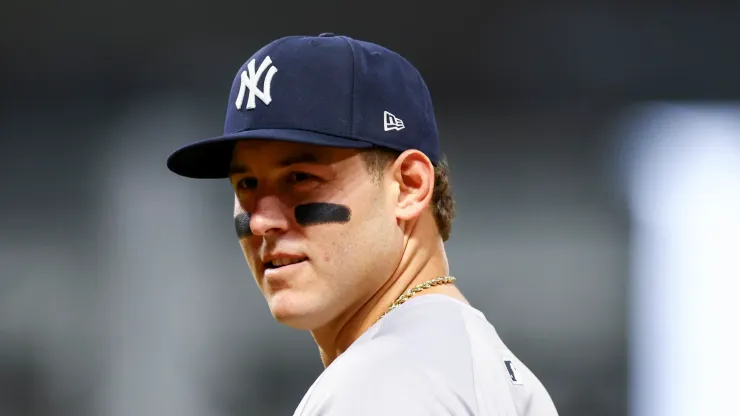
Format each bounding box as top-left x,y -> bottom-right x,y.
318,32 -> 336,37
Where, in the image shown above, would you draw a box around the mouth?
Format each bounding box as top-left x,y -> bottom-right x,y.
264,257 -> 308,270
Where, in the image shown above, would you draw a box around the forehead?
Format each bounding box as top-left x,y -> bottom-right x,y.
229,140 -> 359,172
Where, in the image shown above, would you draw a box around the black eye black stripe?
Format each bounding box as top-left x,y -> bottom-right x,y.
234,203 -> 351,238
234,212 -> 252,238
295,203 -> 351,226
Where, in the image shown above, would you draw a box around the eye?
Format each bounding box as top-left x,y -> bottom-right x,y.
236,177 -> 258,190
287,172 -> 316,185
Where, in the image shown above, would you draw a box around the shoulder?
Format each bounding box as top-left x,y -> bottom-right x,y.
300,348 -> 474,416
296,298 -> 481,416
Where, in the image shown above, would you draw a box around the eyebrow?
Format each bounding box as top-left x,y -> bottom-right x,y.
229,152 -> 322,175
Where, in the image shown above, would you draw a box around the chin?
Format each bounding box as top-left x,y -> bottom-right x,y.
267,290 -> 330,330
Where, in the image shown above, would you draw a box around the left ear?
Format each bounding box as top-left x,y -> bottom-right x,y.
391,149 -> 435,221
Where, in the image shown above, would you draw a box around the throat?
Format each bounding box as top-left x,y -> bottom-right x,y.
309,238 -> 460,368
310,276 -> 462,368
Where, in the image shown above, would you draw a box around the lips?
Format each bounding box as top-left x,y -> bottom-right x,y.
265,257 -> 307,269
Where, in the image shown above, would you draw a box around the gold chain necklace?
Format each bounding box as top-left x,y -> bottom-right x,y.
378,275 -> 456,321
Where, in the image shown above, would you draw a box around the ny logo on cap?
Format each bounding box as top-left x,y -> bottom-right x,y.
235,56 -> 278,110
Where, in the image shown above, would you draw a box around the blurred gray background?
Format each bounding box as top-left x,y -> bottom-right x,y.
2,1 -> 739,416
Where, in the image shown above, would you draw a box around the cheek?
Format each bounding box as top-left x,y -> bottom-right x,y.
307,224 -> 354,273
306,192 -> 392,275
313,219 -> 374,272
239,240 -> 260,271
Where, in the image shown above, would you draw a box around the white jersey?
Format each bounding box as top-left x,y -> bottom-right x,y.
292,294 -> 559,416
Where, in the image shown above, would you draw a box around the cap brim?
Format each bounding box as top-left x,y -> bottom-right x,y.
166,129 -> 374,179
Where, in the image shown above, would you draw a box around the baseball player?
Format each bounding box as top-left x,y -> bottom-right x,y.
167,33 -> 559,415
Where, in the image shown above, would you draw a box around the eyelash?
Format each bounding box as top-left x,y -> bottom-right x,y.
237,172 -> 317,191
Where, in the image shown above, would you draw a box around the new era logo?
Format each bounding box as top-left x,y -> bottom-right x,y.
384,111 -> 405,131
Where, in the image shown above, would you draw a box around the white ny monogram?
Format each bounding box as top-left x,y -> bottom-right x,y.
235,56 -> 278,110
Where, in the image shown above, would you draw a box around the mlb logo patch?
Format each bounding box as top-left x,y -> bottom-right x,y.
504,360 -> 523,385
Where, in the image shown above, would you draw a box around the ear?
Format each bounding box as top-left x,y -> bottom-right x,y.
391,149 -> 435,221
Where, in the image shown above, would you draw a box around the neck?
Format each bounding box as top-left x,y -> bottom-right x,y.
309,221 -> 468,368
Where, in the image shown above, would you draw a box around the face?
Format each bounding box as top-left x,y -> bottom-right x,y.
229,140 -> 405,330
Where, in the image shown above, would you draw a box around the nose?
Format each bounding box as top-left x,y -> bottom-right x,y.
248,195 -> 291,236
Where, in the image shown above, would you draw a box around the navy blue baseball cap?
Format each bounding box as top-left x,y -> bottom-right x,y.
166,33 -> 440,179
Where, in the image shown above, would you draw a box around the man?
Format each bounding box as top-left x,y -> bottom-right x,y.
167,33 -> 558,415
